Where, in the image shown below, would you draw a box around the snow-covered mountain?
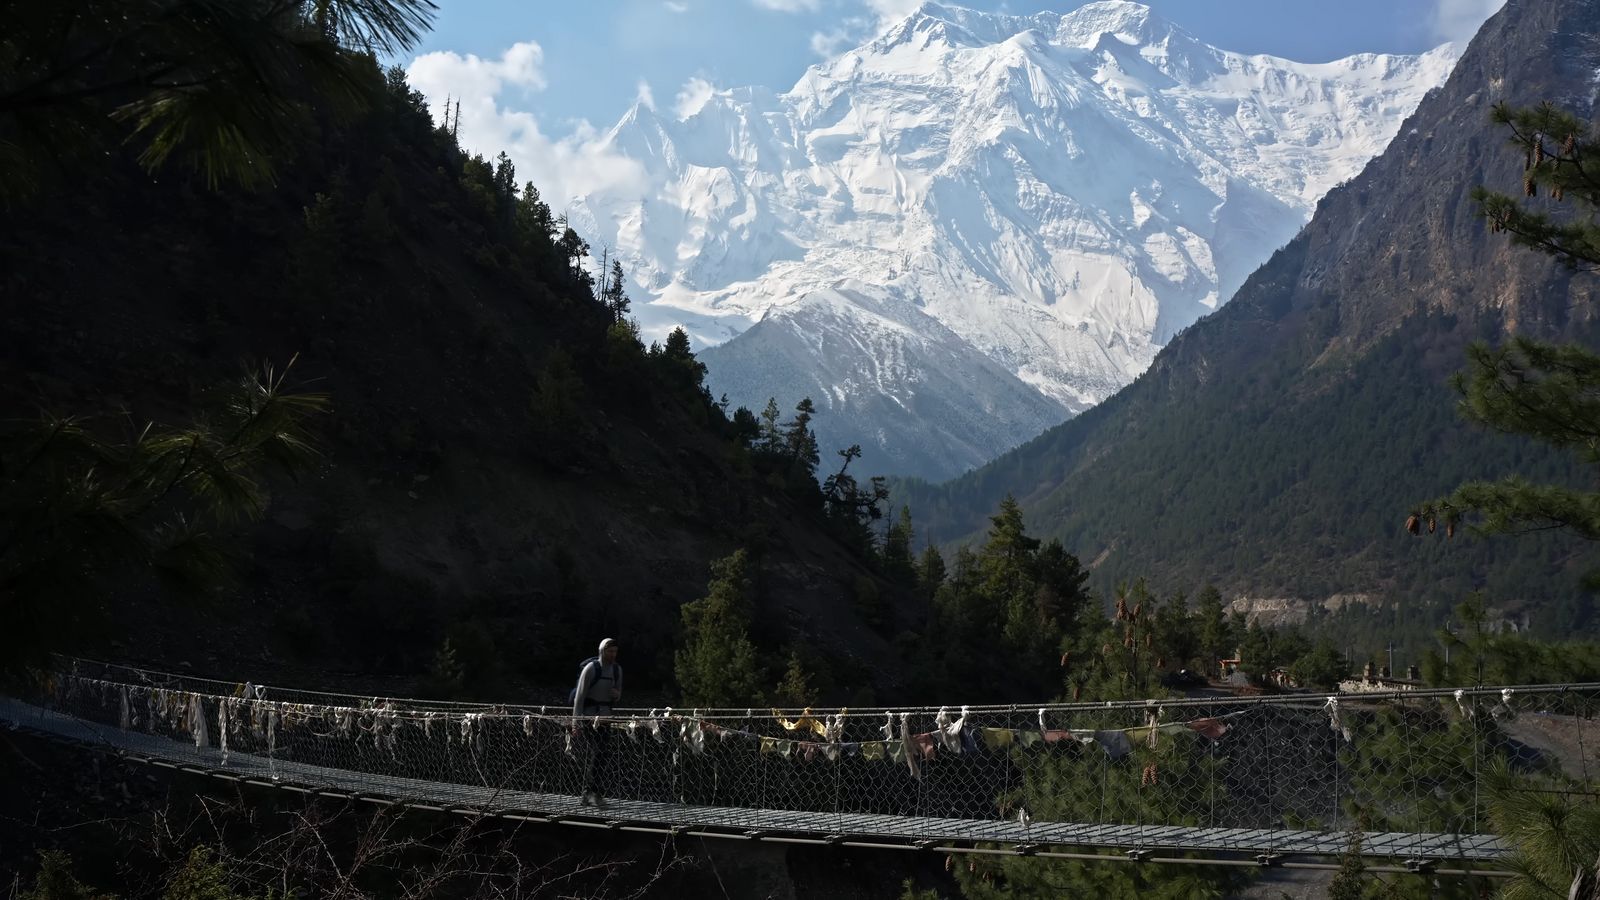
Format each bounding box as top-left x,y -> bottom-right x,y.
568,1 -> 1458,479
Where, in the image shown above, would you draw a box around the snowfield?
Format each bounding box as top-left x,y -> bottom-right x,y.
567,1 -> 1456,478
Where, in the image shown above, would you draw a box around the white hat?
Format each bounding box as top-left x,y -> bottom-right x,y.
598,637 -> 619,654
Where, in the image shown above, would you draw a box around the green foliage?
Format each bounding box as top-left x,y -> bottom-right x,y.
0,361 -> 326,671
882,506 -> 918,587
823,444 -> 891,554
1412,101 -> 1600,595
924,496 -> 1091,701
425,637 -> 465,698
0,0 -> 436,198
773,649 -> 815,707
954,852 -> 1240,900
899,880 -> 944,900
1287,640 -> 1348,690
1414,338 -> 1600,550
20,851 -> 116,900
1426,595 -> 1600,686
1487,760 -> 1600,900
529,350 -> 591,456
162,846 -> 266,900
1474,102 -> 1600,268
676,550 -> 764,707
1326,831 -> 1366,900
853,574 -> 889,632
1193,586 -> 1231,675
292,191 -> 345,297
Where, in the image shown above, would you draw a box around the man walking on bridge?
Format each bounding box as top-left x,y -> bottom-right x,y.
571,637 -> 623,808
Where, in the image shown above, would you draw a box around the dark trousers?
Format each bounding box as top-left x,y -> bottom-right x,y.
581,705 -> 612,795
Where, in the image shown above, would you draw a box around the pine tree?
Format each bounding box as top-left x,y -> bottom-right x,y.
774,649 -> 815,707
1411,103 -> 1600,580
1194,585 -> 1230,677
782,398 -> 821,478
0,362 -> 326,670
492,151 -> 517,230
882,506 -> 917,587
916,543 -> 947,600
659,326 -> 706,391
557,227 -> 590,281
675,550 -> 763,707
0,0 -> 436,199
757,398 -> 784,455
426,637 -> 465,698
602,259 -> 631,322
516,181 -> 556,244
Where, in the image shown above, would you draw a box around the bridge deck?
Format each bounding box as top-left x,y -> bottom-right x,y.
0,698 -> 1507,862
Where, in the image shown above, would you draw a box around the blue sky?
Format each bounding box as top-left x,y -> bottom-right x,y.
401,0 -> 1503,203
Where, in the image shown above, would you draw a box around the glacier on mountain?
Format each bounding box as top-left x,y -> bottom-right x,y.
567,1 -> 1457,479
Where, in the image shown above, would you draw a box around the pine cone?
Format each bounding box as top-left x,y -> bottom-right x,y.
1428,516 -> 1436,534
1535,141 -> 1546,166
1554,185 -> 1565,202
1564,133 -> 1577,155
1525,176 -> 1537,197
1446,520 -> 1456,539
1132,602 -> 1143,620
1405,514 -> 1421,535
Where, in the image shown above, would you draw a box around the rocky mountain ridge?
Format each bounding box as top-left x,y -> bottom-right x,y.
567,0 -> 1457,477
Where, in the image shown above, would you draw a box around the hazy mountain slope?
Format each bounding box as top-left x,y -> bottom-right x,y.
570,0 -> 1456,478
895,0 -> 1600,632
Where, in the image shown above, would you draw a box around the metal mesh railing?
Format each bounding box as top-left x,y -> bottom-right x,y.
8,660 -> 1598,861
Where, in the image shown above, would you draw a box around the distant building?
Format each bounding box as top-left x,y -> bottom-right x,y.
1338,662 -> 1422,694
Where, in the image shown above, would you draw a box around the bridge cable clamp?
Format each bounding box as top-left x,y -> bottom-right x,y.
1126,848 -> 1153,862
1403,858 -> 1436,874
1014,843 -> 1042,857
1255,852 -> 1282,867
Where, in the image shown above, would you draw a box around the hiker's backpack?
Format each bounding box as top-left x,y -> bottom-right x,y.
568,656 -> 617,704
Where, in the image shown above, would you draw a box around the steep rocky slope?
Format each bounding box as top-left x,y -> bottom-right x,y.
896,0 -> 1600,633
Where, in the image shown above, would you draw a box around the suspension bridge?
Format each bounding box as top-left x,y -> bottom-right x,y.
4,661 -> 1597,877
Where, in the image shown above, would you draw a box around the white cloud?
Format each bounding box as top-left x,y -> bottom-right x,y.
635,79 -> 656,110
753,0 -> 820,11
1430,0 -> 1505,43
673,76 -> 716,119
408,41 -> 547,98
806,1 -> 917,57
664,0 -> 689,10
405,43 -> 648,205
810,27 -> 854,57
865,0 -> 923,28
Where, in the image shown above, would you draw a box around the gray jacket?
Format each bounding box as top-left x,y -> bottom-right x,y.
573,660 -> 622,719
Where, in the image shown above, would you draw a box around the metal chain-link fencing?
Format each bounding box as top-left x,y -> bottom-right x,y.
9,660 -> 1598,860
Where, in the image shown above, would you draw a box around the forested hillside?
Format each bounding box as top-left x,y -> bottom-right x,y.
895,0 -> 1600,646
0,8 -> 907,700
